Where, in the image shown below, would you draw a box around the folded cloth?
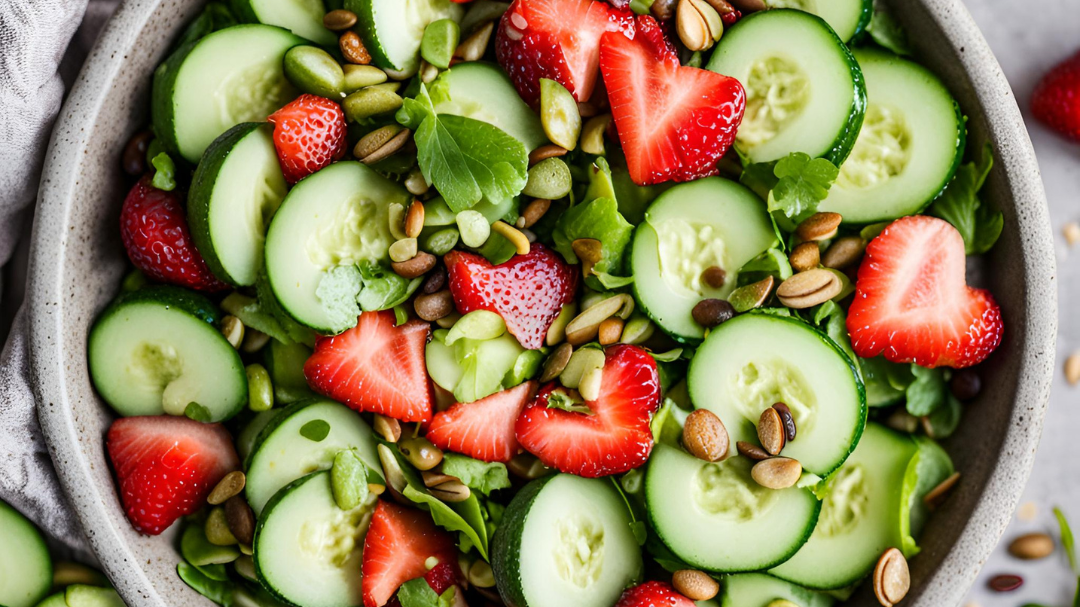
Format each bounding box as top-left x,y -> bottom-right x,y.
0,0 -> 121,560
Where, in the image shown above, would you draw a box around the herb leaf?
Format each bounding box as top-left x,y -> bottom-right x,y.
397,578 -> 456,607
905,366 -> 948,417
184,402 -> 212,423
300,419 -> 331,442
1057,506 -> 1078,574
440,453 -> 511,496
769,153 -> 840,220
929,144 -> 1002,255
553,196 -> 634,291
546,390 -> 594,415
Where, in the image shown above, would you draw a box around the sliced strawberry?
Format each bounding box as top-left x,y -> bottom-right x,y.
304,311 -> 433,422
362,500 -> 458,607
267,94 -> 347,183
445,245 -> 579,350
427,381 -> 537,463
495,0 -> 635,106
515,345 -> 660,477
1032,50 -> 1080,142
599,15 -> 745,185
119,178 -> 227,292
422,563 -> 460,595
106,416 -> 239,535
615,582 -> 695,607
847,215 -> 1004,369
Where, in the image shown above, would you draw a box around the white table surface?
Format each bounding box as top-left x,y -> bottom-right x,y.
962,0 -> 1080,604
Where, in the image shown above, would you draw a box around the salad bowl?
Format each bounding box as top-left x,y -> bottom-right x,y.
26,0 -> 1055,605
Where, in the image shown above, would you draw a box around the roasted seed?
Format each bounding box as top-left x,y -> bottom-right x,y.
507,453 -> 551,480
421,471 -> 459,488
399,436 -> 443,471
651,0 -> 678,20
795,212 -> 843,241
1066,353 -> 1080,385
736,441 -> 770,461
757,407 -> 786,456
546,302 -> 577,346
704,0 -> 738,16
822,236 -> 866,269
422,267 -> 447,294
414,290 -> 455,322
323,9 -> 358,31
435,311 -> 462,329
1065,221 -> 1080,246
776,269 -> 842,309
789,242 -> 820,272
772,402 -> 796,442
373,413 -> 402,443
682,409 -> 730,462
671,570 -> 719,601
580,114 -> 611,156
677,0 -> 723,52
691,298 -> 736,328
224,496 -> 255,546
565,294 -> 632,344
529,145 -> 568,166
361,128 -> 410,165
579,367 -> 603,401
598,318 -> 624,345
572,238 -> 603,277
405,199 -> 425,239
519,198 -> 551,229
378,444 -> 407,496
405,166 -> 429,196
122,130 -> 153,175
208,471 -> 246,505
205,506 -> 237,546
389,238 -> 418,263
539,344 -> 573,385
873,548 -> 910,606
221,315 -> 245,349
468,559 -> 496,588
701,266 -> 727,290
729,276 -> 775,312
750,457 -> 802,489
728,0 -> 766,11
355,125 -> 406,161
923,471 -> 961,509
391,250 -> 437,279
455,21 -> 494,62
988,574 -> 1022,592
950,369 -> 982,401
885,409 -> 920,433
242,330 -> 270,354
339,31 -> 372,65
1008,532 -> 1054,560
491,220 -> 531,256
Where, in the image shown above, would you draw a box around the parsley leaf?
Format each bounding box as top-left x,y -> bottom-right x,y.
440,453 -> 511,496
398,85 -> 528,213
929,144 -> 1002,255
770,153 -> 840,220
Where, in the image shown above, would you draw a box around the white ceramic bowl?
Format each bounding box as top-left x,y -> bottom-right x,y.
27,0 -> 1057,605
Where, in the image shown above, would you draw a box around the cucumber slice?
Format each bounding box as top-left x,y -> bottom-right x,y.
432,62 -> 548,151
245,398 -> 382,514
687,314 -> 865,477
720,573 -> 834,607
763,0 -> 871,43
88,287 -> 247,422
152,24 -> 302,163
238,409 -> 281,464
254,471 -> 376,607
346,0 -> 464,74
229,0 -> 336,46
63,586 -> 125,607
706,10 -> 866,165
264,162 -> 411,333
263,338 -> 316,404
189,123 -> 287,286
645,444 -> 820,572
0,501 -> 52,607
818,49 -> 965,224
630,178 -> 777,344
769,424 -> 918,589
492,475 -> 642,607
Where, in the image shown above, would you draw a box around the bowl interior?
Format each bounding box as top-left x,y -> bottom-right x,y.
27,0 -> 1056,605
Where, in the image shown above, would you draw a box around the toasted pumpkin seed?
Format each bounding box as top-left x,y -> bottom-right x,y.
683,409 -> 730,462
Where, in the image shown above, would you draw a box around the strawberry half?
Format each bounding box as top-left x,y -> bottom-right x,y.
362,500 -> 458,607
847,215 -> 1004,369
496,0 -> 635,106
427,381 -> 537,463
1032,50 -> 1080,142
267,94 -> 347,183
599,15 -> 745,185
106,416 -> 239,535
515,344 -> 660,477
445,245 -> 579,350
615,582 -> 695,607
120,178 -> 227,292
304,311 -> 433,422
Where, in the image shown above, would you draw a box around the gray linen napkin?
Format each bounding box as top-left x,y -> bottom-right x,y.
0,0 -> 120,560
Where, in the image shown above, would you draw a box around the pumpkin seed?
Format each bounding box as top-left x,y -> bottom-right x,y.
284,46 -> 345,99
683,409 -> 730,462
540,78 -> 581,150
421,19 -> 460,70
245,364 -> 273,412
873,548 -> 910,606
522,157 -> 573,199
672,569 -> 719,601
456,210 -> 491,248
750,457 -> 802,489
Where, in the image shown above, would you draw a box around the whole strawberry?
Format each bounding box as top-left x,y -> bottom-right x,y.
1032,50 -> 1080,142
267,94 -> 347,183
119,177 -> 227,292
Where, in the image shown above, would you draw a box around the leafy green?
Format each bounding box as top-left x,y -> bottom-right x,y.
924,395 -> 962,439
316,265 -> 363,333
737,248 -> 792,287
300,419 -> 330,442
769,153 -> 840,220
859,356 -> 910,407
545,390 -> 594,415
866,0 -> 912,55
150,152 -> 177,191
180,524 -> 239,568
905,366 -> 948,417
397,85 -> 528,213
650,399 -> 684,447
810,301 -> 858,374
358,261 -> 424,312
440,453 -> 511,496
739,160 -> 779,200
553,197 -> 634,291
928,144 -> 1002,255
1057,506 -> 1078,574
900,438 -> 954,555
397,578 -> 457,607
403,485 -> 490,558
174,1 -> 236,49
177,563 -> 235,606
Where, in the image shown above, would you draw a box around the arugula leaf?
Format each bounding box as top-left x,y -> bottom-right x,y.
905,366 -> 948,417
316,265 -> 363,333
1057,506 -> 1078,574
440,453 -> 511,496
866,0 -> 912,55
398,85 -> 528,213
901,437 -> 955,555
929,144 -> 1002,255
553,197 -> 634,291
397,578 -> 456,607
769,153 -> 840,220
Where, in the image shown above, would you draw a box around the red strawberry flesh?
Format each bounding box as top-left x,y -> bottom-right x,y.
515,344 -> 660,477
267,94 -> 347,184
599,15 -> 745,185
106,416 -> 239,535
362,500 -> 458,607
304,311 -> 433,422
445,244 -> 579,350
615,581 -> 695,607
427,381 -> 537,463
847,215 -> 1004,369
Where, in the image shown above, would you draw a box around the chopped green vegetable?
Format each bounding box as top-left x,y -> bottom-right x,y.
440,453 -> 512,496
300,419 -> 330,442
330,449 -> 370,510
420,19 -> 460,70
184,402 -> 212,423
177,562 -> 235,606
929,144 -> 1002,255
545,390 -> 593,415
357,261 -> 423,312
150,152 -> 177,191
446,310 -> 505,345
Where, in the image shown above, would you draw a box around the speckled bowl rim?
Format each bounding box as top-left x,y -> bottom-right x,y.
26,0 -> 1056,605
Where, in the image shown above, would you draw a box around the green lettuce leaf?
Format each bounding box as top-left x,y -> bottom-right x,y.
440,453 -> 511,496
929,144 -> 1002,255
552,197 -> 634,290
357,261 -> 423,311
